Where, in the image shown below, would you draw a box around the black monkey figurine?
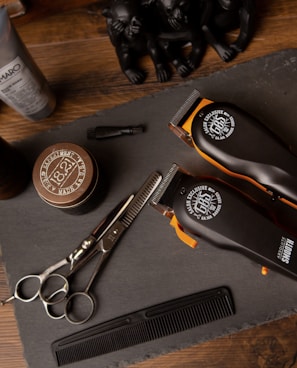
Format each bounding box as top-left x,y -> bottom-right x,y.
202,0 -> 256,62
102,0 -> 256,83
102,0 -> 171,84
142,0 -> 208,77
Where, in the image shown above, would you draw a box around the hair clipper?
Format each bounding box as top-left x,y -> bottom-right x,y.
151,164 -> 297,280
168,89 -> 297,210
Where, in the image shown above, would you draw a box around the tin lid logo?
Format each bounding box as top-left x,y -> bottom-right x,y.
203,109 -> 235,140
39,149 -> 86,196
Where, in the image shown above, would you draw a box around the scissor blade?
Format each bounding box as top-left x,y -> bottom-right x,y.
67,195 -> 134,274
119,171 -> 163,228
99,171 -> 162,252
92,194 -> 134,241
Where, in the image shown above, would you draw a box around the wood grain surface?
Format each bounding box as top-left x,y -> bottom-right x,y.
0,1 -> 297,367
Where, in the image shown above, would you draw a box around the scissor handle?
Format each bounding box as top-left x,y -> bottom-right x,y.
64,291 -> 95,325
14,274 -> 43,303
39,273 -> 69,305
43,289 -> 67,320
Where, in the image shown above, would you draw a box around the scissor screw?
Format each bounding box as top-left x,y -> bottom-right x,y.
82,240 -> 90,249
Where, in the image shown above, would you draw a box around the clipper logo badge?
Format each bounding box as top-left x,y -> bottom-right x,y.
186,185 -> 222,221
203,109 -> 235,140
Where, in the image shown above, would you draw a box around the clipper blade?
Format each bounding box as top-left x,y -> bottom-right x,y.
150,163 -> 181,216
169,89 -> 201,128
168,90 -> 202,146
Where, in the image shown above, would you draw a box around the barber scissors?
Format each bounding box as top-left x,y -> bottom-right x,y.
1,195 -> 133,315
40,194 -> 134,324
1,171 -> 162,324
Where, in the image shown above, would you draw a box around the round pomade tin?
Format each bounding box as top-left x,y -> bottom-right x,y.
33,143 -> 100,211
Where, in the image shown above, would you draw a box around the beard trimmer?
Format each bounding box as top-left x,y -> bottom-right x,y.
151,164 -> 297,280
168,89 -> 297,210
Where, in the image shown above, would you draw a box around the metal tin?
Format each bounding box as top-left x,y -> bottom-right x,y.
32,143 -> 102,213
0,136 -> 29,199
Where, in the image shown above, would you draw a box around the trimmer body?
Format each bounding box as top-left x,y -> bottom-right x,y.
151,164 -> 297,281
169,89 -> 297,210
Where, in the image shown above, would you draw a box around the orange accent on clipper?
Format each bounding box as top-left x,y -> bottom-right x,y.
261,266 -> 269,276
279,197 -> 297,211
170,216 -> 198,248
182,98 -> 214,135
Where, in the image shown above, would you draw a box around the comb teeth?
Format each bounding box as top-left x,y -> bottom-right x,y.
52,287 -> 234,366
120,171 -> 162,228
169,89 -> 201,127
150,163 -> 179,207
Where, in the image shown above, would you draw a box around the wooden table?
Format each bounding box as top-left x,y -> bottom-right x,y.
0,1 -> 296,367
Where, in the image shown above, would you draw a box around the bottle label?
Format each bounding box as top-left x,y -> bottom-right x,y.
0,56 -> 48,115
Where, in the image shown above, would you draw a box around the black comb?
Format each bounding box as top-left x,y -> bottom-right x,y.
52,287 -> 235,366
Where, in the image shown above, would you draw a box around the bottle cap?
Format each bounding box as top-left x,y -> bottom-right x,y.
33,143 -> 100,210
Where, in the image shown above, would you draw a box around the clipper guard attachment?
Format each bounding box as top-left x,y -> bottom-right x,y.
150,164 -> 297,281
169,90 -> 297,210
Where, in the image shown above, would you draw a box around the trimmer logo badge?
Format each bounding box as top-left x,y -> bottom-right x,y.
203,109 -> 235,140
186,185 -> 222,221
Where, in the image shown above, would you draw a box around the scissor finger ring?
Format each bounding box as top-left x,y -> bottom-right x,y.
43,289 -> 67,320
15,275 -> 42,303
39,274 -> 69,305
64,292 -> 95,325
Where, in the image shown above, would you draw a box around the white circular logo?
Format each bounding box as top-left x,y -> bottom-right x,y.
39,149 -> 86,196
203,109 -> 235,140
186,185 -> 222,221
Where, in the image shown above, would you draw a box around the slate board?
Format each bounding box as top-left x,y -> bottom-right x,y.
1,49 -> 297,368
